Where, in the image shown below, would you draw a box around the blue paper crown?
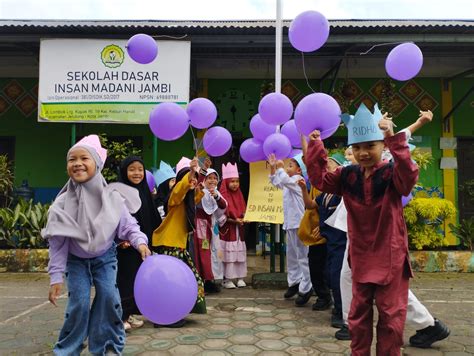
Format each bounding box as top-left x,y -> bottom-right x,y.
153,161 -> 176,187
292,153 -> 307,179
341,103 -> 384,145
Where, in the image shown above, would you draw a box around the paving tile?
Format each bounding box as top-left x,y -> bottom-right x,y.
256,339 -> 290,351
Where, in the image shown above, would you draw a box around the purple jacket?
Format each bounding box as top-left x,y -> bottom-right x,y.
48,207 -> 148,285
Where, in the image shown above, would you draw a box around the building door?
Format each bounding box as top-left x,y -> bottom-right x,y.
0,136 -> 15,163
457,138 -> 474,220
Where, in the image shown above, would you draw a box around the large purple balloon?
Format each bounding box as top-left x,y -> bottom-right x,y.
203,126 -> 232,157
145,170 -> 155,192
294,93 -> 341,136
258,93 -> 293,126
240,138 -> 266,163
263,133 -> 292,160
149,103 -> 189,141
281,120 -> 302,148
385,43 -> 423,81
134,255 -> 197,325
127,34 -> 158,64
250,114 -> 277,142
187,98 -> 217,129
288,148 -> 303,158
402,192 -> 413,207
289,11 -> 330,52
320,125 -> 340,140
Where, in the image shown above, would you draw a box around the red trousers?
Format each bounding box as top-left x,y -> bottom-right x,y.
193,235 -> 214,281
349,269 -> 409,356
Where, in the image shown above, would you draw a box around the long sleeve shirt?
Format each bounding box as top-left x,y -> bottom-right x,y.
269,168 -> 305,230
152,172 -> 204,249
48,207 -> 148,285
307,132 -> 418,285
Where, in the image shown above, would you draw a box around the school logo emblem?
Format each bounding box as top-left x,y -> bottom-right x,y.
101,45 -> 124,68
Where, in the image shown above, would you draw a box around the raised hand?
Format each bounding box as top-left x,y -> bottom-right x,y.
309,130 -> 321,141
268,153 -> 277,168
297,179 -> 307,190
204,157 -> 212,170
417,110 -> 433,125
379,112 -> 395,137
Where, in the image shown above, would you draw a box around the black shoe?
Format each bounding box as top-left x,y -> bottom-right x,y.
312,297 -> 333,311
204,281 -> 221,294
284,284 -> 300,299
331,312 -> 344,329
409,318 -> 450,348
295,290 -> 313,307
335,324 -> 351,340
154,319 -> 186,328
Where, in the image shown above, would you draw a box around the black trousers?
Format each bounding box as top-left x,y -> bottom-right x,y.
308,243 -> 331,300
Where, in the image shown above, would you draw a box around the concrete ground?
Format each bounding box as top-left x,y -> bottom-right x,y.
0,256 -> 473,355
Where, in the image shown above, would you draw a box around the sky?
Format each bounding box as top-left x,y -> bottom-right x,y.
0,0 -> 473,20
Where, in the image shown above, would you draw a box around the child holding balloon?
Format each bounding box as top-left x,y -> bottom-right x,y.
152,157 -> 207,322
194,168 -> 227,293
219,163 -> 248,289
42,135 -> 151,355
117,156 -> 162,331
306,104 -> 420,355
268,153 -> 313,306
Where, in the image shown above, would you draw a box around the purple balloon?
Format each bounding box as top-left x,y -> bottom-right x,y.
240,138 -> 266,163
281,120 -> 302,148
250,114 -> 278,142
149,103 -> 189,141
294,93 -> 341,136
126,34 -> 158,64
289,11 -> 330,52
258,93 -> 293,126
134,255 -> 197,325
385,43 -> 423,81
145,170 -> 155,192
203,126 -> 232,157
320,125 -> 340,140
187,98 -> 217,129
288,148 -> 303,158
402,192 -> 413,207
263,133 -> 292,160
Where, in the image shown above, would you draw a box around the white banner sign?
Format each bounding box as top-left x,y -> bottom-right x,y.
38,38 -> 190,124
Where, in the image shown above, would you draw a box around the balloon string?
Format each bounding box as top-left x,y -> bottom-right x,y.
189,126 -> 201,157
301,52 -> 317,93
359,41 -> 411,55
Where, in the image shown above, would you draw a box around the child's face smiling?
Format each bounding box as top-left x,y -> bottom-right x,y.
67,147 -> 96,183
127,161 -> 144,185
286,159 -> 302,177
352,141 -> 385,168
205,173 -> 218,190
228,178 -> 240,192
344,147 -> 357,165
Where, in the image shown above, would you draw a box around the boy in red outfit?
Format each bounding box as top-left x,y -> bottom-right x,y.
307,103 -> 426,355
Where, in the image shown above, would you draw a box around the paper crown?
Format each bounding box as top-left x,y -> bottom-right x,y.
341,103 -> 384,145
222,162 -> 239,180
153,161 -> 176,187
292,153 -> 307,178
176,157 -> 191,173
71,135 -> 107,165
329,153 -> 346,166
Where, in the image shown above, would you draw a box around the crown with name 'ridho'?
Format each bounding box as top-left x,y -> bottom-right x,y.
341,103 -> 384,145
222,162 -> 239,180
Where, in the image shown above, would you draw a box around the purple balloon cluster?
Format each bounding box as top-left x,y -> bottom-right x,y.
240,91 -> 342,163
149,98 -> 232,157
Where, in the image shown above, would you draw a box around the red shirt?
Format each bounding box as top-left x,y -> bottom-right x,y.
307,133 -> 418,285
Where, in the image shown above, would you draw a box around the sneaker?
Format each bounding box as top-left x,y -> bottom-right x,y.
153,319 -> 186,328
295,290 -> 313,307
312,298 -> 333,311
331,312 -> 344,329
284,284 -> 300,299
409,318 -> 450,348
123,321 -> 132,332
127,315 -> 144,328
222,280 -> 237,289
335,324 -> 351,340
236,279 -> 247,288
